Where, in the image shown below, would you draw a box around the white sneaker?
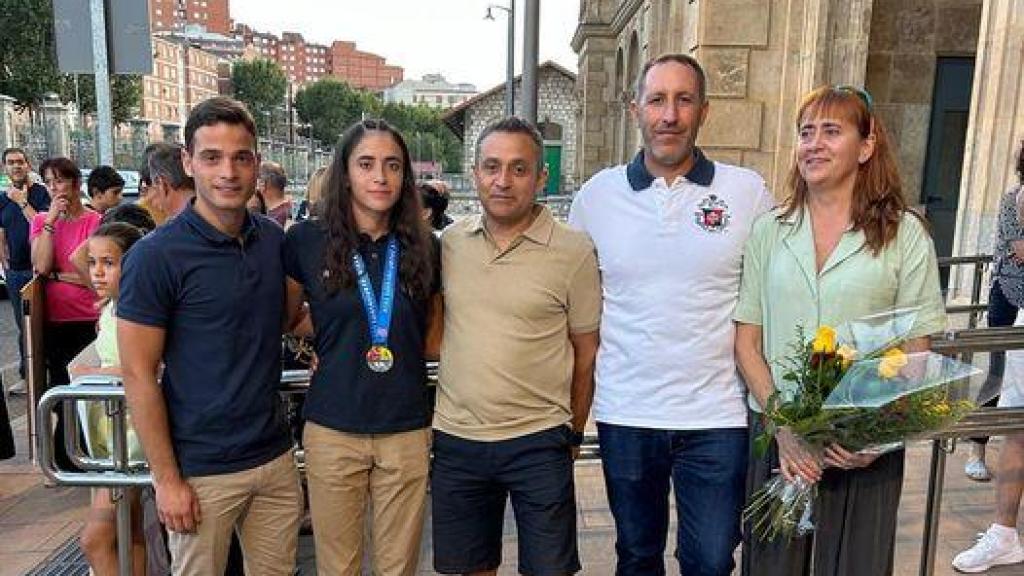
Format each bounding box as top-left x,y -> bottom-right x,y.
965,456 -> 992,482
953,525 -> 1024,573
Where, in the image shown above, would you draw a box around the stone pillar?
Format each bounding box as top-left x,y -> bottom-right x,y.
950,0 -> 1024,296
574,35 -> 616,181
0,95 -> 15,151
161,122 -> 181,144
763,0 -> 873,197
41,98 -> 69,158
130,119 -> 151,167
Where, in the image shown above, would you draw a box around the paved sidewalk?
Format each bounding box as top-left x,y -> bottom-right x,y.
3,395 -> 1024,576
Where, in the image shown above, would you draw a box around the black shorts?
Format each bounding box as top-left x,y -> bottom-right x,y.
431,425 -> 581,575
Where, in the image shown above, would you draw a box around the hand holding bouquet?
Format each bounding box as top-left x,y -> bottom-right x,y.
744,307 -> 981,542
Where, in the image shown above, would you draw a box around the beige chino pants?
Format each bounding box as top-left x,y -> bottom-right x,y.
303,422 -> 431,576
168,449 -> 303,576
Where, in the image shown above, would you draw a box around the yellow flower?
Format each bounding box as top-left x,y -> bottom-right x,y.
877,348 -> 908,379
836,344 -> 858,369
812,326 -> 838,354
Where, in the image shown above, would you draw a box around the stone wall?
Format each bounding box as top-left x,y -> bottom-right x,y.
460,67 -> 578,190
866,0 -> 983,203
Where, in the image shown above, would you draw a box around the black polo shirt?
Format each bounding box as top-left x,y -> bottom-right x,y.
118,201 -> 291,477
0,184 -> 51,271
283,220 -> 436,434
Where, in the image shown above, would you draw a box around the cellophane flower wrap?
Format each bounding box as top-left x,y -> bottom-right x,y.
744,307 -> 981,542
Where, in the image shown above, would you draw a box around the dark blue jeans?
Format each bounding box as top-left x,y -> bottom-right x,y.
5,268 -> 33,380
598,423 -> 748,576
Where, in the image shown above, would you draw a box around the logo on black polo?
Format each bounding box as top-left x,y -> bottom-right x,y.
694,194 -> 730,233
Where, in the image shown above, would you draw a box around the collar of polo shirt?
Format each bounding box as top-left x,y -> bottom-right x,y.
181,197 -> 261,246
467,204 -> 556,246
626,148 -> 716,191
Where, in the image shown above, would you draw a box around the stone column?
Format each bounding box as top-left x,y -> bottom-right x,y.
950,0 -> 1024,296
0,95 -> 15,151
129,119 -> 151,167
41,98 -> 69,158
765,0 -> 872,196
161,122 -> 181,144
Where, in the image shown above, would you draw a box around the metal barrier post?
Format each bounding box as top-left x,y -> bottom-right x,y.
919,439 -> 949,576
109,398 -> 133,576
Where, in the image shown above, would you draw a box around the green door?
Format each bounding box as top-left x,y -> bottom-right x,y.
543,144 -> 562,196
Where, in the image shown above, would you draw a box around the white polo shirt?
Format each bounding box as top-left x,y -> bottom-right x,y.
568,149 -> 773,429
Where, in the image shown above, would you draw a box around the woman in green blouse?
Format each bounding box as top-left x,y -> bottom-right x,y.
734,85 -> 947,576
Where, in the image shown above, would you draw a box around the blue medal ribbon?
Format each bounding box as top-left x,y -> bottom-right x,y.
352,235 -> 399,349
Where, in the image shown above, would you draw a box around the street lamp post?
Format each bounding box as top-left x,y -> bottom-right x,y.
485,2 -> 515,117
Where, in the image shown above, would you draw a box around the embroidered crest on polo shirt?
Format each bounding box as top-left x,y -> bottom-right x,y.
694,194 -> 730,232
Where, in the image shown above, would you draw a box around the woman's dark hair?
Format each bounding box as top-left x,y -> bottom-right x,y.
419,183 -> 450,231
91,222 -> 144,255
100,203 -> 157,234
321,119 -> 433,300
38,157 -> 81,187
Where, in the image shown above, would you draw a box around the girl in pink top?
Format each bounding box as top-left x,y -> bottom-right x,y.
29,157 -> 101,469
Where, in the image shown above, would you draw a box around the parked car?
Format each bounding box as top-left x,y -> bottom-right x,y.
79,169 -> 142,204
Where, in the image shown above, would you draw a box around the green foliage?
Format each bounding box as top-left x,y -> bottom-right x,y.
231,59 -> 288,135
294,79 -> 463,171
60,74 -> 142,125
0,0 -> 65,109
293,78 -> 376,146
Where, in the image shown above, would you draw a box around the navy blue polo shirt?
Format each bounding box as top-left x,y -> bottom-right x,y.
118,201 -> 291,477
0,184 -> 51,271
283,220 -> 437,434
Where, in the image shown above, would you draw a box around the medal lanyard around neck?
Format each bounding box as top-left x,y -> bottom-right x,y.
352,235 -> 400,347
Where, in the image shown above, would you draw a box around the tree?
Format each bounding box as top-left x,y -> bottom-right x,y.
0,0 -> 65,109
231,59 -> 287,136
293,78 -> 377,147
60,74 -> 143,125
378,102 -> 461,170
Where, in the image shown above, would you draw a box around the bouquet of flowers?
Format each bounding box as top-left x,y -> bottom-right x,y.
744,307 -> 981,542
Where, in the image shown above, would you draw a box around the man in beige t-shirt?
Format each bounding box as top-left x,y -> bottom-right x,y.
432,117 -> 601,576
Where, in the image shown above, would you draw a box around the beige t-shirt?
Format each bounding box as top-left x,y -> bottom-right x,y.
435,205 -> 602,441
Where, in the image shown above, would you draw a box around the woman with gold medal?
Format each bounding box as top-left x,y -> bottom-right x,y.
283,119 -> 439,575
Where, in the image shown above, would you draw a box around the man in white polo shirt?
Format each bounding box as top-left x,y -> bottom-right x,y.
568,53 -> 773,576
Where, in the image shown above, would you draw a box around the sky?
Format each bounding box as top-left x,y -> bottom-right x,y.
230,0 -> 581,91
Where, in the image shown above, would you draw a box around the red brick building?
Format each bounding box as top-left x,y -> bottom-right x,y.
150,0 -> 231,35
328,41 -> 403,91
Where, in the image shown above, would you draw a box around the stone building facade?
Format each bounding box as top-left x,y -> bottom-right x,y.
573,0 -> 1024,297
441,62 -> 578,193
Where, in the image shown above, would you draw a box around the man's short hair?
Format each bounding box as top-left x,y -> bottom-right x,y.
86,165 -> 125,198
146,142 -> 194,190
2,147 -> 29,164
184,96 -> 258,153
635,53 -> 707,104
473,117 -> 545,172
259,161 -> 287,191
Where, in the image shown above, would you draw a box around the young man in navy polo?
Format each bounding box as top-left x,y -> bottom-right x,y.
569,54 -> 774,575
118,96 -> 301,575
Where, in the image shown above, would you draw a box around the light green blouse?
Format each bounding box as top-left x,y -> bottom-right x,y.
733,207 -> 947,412
96,302 -> 119,367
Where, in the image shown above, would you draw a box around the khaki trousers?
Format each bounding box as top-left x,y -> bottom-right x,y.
168,449 -> 302,576
303,422 -> 430,576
